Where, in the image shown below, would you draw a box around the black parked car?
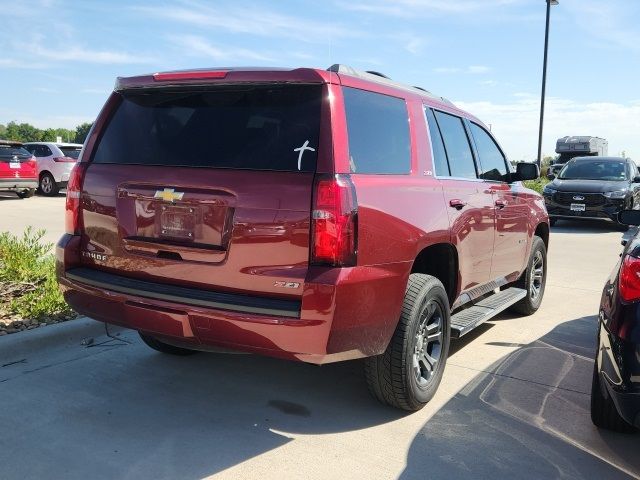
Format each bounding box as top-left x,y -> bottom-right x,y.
592,209 -> 640,432
543,157 -> 640,228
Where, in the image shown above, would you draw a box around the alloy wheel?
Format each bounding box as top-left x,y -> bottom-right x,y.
530,250 -> 544,301
40,176 -> 53,194
413,299 -> 444,387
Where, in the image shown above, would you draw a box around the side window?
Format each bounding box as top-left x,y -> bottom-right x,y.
41,145 -> 53,157
343,87 -> 410,174
433,111 -> 477,179
425,108 -> 450,176
470,123 -> 509,182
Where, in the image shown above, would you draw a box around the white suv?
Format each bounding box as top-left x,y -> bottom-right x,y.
23,142 -> 82,196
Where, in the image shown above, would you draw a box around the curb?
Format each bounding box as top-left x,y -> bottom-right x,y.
0,317 -> 126,363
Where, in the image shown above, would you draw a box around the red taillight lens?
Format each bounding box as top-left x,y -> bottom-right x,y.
53,156 -> 76,163
619,255 -> 640,302
153,71 -> 228,81
65,163 -> 88,235
311,174 -> 357,266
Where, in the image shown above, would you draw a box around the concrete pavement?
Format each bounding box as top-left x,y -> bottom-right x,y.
0,192 -> 65,246
0,218 -> 639,479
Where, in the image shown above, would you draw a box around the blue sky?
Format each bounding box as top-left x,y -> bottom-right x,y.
2,0 -> 639,160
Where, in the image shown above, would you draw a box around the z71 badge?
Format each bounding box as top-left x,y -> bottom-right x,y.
82,251 -> 108,262
274,281 -> 300,289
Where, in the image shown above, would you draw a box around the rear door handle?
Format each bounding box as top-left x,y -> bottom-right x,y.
495,200 -> 506,209
449,199 -> 467,210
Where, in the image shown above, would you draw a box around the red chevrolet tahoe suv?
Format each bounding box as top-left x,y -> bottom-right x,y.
56,65 -> 549,411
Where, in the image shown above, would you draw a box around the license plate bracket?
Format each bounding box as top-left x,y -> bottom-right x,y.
159,205 -> 197,240
570,203 -> 586,212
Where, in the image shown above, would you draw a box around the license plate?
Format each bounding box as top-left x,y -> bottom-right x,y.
570,203 -> 586,212
9,162 -> 20,169
160,206 -> 196,239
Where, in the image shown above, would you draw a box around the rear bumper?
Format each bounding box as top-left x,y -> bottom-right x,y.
597,322 -> 640,427
0,178 -> 38,190
56,235 -> 409,364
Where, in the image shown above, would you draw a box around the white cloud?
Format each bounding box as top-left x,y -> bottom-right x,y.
434,65 -> 491,74
133,1 -> 361,44
339,0 -> 525,17
405,38 -> 425,55
169,35 -> 274,62
456,96 -> 640,161
20,41 -> 154,64
565,0 -> 640,52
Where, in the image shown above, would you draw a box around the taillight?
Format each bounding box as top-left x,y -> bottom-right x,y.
619,255 -> 640,302
65,162 -> 88,235
311,174 -> 358,266
153,71 -> 228,81
53,156 -> 76,163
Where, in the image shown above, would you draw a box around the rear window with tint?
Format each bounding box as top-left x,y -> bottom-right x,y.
0,145 -> 31,159
92,85 -> 322,172
60,147 -> 81,159
343,87 -> 410,174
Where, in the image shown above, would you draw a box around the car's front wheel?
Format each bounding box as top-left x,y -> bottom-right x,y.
364,273 -> 451,411
510,235 -> 547,315
139,332 -> 198,356
39,172 -> 59,196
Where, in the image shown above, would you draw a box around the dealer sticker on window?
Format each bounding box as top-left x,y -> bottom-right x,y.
570,203 -> 586,212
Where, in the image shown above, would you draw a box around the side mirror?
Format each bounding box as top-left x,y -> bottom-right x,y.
546,173 -> 556,180
633,176 -> 640,183
514,162 -> 540,181
618,210 -> 640,226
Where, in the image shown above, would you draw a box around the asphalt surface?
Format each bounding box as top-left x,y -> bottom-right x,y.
0,197 -> 639,479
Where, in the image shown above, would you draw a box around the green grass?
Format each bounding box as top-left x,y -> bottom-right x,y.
0,227 -> 73,322
523,177 -> 550,194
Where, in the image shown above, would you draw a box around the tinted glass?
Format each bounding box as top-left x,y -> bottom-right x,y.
425,108 -> 450,176
343,87 -> 410,174
93,85 -> 322,172
38,145 -> 53,157
434,111 -> 476,179
23,145 -> 36,154
470,123 -> 508,182
0,145 -> 31,159
559,160 -> 628,181
60,147 -> 81,159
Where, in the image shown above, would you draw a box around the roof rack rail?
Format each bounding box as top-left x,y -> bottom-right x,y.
366,70 -> 390,79
326,64 -> 453,106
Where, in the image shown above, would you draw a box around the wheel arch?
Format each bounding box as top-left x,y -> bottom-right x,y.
410,243 -> 458,306
534,222 -> 550,249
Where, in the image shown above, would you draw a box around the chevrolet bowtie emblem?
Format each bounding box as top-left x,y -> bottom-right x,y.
154,188 -> 184,202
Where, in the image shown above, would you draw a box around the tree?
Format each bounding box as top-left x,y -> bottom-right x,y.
74,122 -> 93,144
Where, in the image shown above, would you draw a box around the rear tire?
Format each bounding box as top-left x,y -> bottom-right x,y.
510,236 -> 547,315
39,172 -> 59,196
139,332 -> 198,356
16,188 -> 35,199
364,273 -> 451,411
591,364 -> 635,433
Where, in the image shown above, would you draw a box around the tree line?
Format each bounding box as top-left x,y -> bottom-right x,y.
0,121 -> 93,145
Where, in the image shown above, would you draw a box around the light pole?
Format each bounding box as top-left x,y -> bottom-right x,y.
536,0 -> 558,169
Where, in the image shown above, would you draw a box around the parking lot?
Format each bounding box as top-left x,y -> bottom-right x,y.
1,196 -> 639,479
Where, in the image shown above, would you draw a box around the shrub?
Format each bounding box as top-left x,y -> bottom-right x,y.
523,177 -> 550,195
0,227 -> 73,322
